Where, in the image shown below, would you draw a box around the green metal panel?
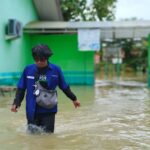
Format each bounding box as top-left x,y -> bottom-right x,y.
30,34 -> 95,85
148,34 -> 150,88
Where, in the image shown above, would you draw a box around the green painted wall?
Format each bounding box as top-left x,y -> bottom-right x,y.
30,34 -> 95,85
0,0 -> 38,85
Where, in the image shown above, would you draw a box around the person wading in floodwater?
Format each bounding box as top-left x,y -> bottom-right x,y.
11,44 -> 80,133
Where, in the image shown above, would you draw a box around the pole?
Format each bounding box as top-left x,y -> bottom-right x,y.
148,34 -> 150,88
104,59 -> 108,79
116,46 -> 120,77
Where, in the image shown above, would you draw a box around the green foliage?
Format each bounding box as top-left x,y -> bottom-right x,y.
93,0 -> 117,21
60,0 -> 86,21
60,0 -> 117,21
121,39 -> 148,71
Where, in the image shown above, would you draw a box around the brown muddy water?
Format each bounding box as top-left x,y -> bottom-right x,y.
0,74 -> 150,150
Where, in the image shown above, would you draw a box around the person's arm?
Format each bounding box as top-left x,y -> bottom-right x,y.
63,86 -> 77,101
11,88 -> 25,112
11,68 -> 27,112
63,86 -> 80,108
57,67 -> 80,108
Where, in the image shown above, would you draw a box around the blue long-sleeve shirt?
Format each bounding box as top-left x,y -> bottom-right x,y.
13,62 -> 77,122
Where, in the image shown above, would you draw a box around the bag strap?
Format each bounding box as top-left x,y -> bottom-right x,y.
34,67 -> 49,89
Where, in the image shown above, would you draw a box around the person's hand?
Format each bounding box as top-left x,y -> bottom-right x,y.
73,100 -> 80,108
11,104 -> 19,112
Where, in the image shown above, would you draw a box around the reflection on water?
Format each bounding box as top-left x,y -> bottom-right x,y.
0,77 -> 150,150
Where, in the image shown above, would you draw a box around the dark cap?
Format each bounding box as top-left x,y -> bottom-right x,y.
32,44 -> 53,59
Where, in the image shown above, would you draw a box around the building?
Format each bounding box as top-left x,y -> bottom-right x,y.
1,0 -> 150,86
0,0 -> 95,85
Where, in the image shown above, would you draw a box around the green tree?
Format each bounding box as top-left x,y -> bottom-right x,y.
121,39 -> 148,71
93,0 -> 117,21
60,0 -> 117,21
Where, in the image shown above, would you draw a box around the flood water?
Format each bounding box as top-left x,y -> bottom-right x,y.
0,74 -> 150,150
